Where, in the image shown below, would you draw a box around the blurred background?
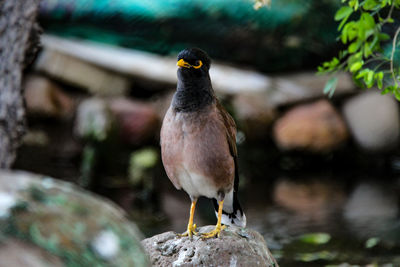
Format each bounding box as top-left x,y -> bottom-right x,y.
10,0 -> 400,265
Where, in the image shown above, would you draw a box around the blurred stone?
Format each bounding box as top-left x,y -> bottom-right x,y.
24,75 -> 75,118
35,48 -> 130,96
273,100 -> 348,152
0,239 -> 64,267
109,98 -> 160,145
142,226 -> 278,267
74,98 -> 113,142
273,178 -> 346,221
343,91 -> 400,152
39,35 -> 270,95
233,92 -> 276,140
267,72 -> 354,107
0,170 -> 150,266
344,183 -> 398,238
344,183 -> 397,222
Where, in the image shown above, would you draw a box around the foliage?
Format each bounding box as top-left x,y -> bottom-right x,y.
298,232 -> 331,245
318,0 -> 400,99
365,237 -> 380,248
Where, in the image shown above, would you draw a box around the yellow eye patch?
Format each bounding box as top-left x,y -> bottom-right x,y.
192,60 -> 203,69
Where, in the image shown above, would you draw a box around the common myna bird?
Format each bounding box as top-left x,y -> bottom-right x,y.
160,48 -> 246,238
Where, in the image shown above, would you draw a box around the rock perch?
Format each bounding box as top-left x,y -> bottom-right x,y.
142,225 -> 278,267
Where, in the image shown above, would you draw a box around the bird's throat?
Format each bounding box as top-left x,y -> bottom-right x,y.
173,76 -> 215,112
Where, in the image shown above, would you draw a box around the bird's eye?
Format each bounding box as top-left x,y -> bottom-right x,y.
192,60 -> 203,69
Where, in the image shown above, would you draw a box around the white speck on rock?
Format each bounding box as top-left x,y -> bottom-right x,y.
172,248 -> 189,267
172,238 -> 183,246
229,256 -> 238,267
41,178 -> 54,189
0,192 -> 17,218
91,230 -> 120,260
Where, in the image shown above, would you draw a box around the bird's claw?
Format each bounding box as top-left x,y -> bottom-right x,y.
201,225 -> 226,239
178,223 -> 198,238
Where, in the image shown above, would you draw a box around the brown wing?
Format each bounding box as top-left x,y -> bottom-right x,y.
216,100 -> 243,196
216,100 -> 237,158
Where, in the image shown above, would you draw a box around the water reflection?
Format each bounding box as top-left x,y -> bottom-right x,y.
154,172 -> 400,266
242,175 -> 400,266
344,182 -> 400,244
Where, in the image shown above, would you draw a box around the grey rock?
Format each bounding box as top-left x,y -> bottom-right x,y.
38,35 -> 270,95
142,225 -> 279,267
35,45 -> 131,96
344,183 -> 397,230
0,170 -> 150,267
343,91 -> 400,151
267,72 -> 354,107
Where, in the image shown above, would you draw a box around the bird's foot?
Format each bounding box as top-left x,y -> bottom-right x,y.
178,223 -> 198,238
201,224 -> 226,239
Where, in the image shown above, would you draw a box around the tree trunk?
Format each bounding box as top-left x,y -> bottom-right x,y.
0,0 -> 40,168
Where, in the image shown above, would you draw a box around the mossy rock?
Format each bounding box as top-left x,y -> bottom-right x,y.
0,170 -> 150,267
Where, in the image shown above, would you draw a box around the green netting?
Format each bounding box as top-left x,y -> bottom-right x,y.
39,0 -> 341,72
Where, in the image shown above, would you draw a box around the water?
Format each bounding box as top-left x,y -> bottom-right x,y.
15,139 -> 400,266
135,143 -> 400,266
246,176 -> 400,266
144,170 -> 400,266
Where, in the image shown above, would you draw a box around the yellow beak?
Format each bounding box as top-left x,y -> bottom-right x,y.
177,59 -> 192,68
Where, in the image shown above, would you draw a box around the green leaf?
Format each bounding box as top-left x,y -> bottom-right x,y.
349,0 -> 360,10
348,41 -> 361,53
394,88 -> 400,101
375,71 -> 384,89
365,237 -> 380,248
339,50 -> 348,59
131,148 -> 158,168
363,0 -> 380,10
379,33 -> 390,41
382,85 -> 395,94
331,57 -> 339,67
356,68 -> 369,79
348,27 -> 358,41
350,61 -> 363,72
361,12 -> 376,28
295,251 -> 336,262
341,25 -> 348,44
365,70 -> 375,88
323,77 -> 338,98
363,42 -> 372,57
298,233 -> 331,245
335,6 -> 353,21
369,35 -> 379,51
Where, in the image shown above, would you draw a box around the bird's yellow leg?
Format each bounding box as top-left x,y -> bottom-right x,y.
202,200 -> 226,239
178,199 -> 198,238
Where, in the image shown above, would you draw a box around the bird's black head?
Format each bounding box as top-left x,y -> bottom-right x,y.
177,48 -> 211,77
173,48 -> 215,112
